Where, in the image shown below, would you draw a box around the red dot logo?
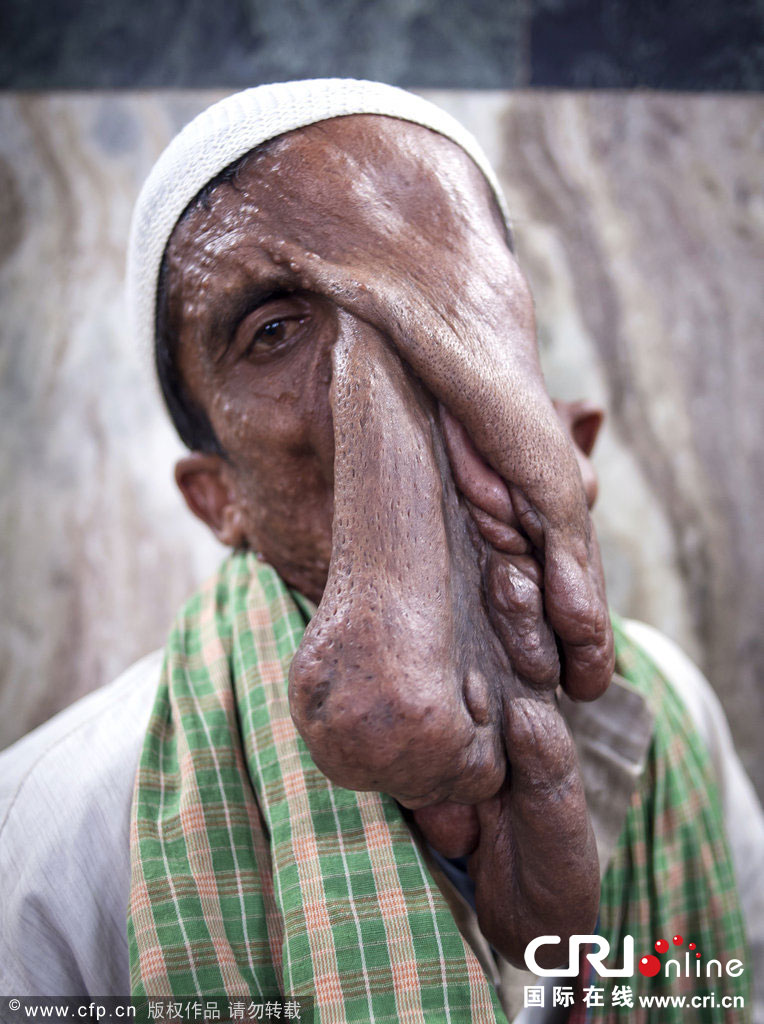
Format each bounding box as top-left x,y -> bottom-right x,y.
673,934 -> 683,946
696,953 -> 701,959
689,942 -> 696,950
654,939 -> 669,954
639,955 -> 662,977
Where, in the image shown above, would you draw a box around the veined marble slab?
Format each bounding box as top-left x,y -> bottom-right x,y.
1,90 -> 761,794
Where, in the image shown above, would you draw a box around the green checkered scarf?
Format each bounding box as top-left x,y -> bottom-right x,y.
129,553 -> 750,1022
128,553 -> 506,1021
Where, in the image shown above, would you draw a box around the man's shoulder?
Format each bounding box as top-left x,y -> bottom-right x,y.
0,649 -> 163,827
619,617 -> 736,765
0,649 -> 163,996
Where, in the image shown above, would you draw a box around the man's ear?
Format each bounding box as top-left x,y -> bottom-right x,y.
175,454 -> 248,548
557,399 -> 604,457
552,398 -> 605,510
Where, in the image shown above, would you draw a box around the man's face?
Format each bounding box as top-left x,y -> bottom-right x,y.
166,115 -> 520,601
165,115 -> 613,808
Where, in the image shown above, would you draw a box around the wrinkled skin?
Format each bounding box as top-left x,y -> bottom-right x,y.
166,115 -> 613,966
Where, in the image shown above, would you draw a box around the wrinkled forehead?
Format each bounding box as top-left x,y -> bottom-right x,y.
164,115 -> 509,301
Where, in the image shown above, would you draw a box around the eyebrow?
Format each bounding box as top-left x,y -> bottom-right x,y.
205,282 -> 288,365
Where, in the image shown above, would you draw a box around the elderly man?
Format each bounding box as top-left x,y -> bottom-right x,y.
1,81 -> 762,1023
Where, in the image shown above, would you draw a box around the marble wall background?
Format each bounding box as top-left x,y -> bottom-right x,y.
1,91 -> 762,795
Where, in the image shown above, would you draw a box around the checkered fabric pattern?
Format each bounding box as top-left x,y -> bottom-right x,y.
128,552 -> 507,1022
576,617 -> 751,1023
129,553 -> 751,1022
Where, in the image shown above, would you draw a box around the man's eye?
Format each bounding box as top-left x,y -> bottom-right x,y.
245,317 -> 303,356
260,320 -> 287,341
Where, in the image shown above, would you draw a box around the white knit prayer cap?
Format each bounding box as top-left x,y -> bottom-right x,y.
127,78 -> 511,356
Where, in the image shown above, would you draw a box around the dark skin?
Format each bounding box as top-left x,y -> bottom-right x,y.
165,115 -> 613,967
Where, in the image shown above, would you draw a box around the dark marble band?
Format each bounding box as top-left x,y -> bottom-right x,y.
1,0 -> 762,91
